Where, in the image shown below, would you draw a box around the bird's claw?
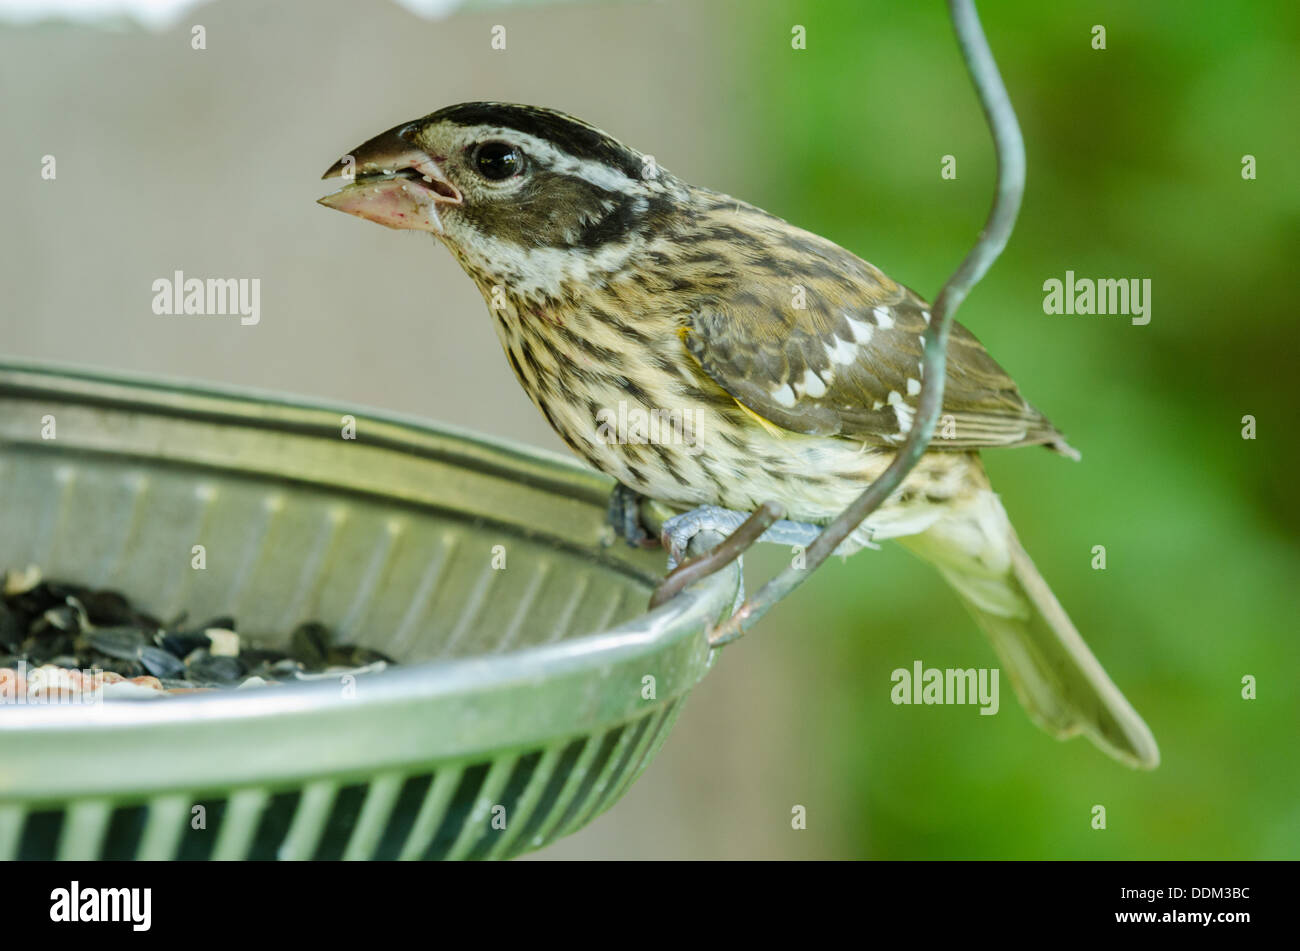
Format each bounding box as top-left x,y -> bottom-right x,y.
661,506 -> 742,571
659,505 -> 851,571
606,483 -> 659,549
660,504 -> 879,572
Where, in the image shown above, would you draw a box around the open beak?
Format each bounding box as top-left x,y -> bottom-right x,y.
318,122 -> 462,234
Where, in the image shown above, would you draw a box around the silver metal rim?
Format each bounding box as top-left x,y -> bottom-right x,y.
0,360 -> 738,802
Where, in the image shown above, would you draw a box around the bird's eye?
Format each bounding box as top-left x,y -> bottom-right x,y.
473,141 -> 524,181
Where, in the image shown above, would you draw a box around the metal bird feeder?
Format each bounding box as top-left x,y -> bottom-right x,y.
0,361 -> 738,860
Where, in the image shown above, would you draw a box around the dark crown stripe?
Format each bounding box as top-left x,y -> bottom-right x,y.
431,102 -> 644,180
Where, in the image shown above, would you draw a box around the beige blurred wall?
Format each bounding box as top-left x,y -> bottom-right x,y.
0,0 -> 847,859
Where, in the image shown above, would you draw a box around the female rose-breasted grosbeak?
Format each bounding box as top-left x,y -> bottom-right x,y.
319,102 -> 1158,769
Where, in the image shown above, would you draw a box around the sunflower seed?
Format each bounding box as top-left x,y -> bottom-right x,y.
186,651 -> 245,684
205,628 -> 240,657
140,646 -> 187,679
290,622 -> 331,668
3,565 -> 41,597
88,627 -> 150,661
0,604 -> 21,652
5,569 -> 395,696
79,590 -> 136,626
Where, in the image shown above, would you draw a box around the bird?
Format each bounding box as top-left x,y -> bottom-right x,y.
318,101 -> 1159,769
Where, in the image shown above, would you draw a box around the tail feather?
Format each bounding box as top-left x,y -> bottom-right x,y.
898,490 -> 1160,769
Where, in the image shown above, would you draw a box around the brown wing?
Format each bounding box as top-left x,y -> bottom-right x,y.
679,203 -> 1075,455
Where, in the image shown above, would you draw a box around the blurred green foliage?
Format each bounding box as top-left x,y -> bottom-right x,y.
728,0 -> 1299,858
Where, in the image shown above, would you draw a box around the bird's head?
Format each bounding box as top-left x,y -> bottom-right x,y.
319,102 -> 683,291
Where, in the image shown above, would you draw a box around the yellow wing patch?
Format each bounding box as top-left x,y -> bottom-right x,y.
681,323 -> 788,439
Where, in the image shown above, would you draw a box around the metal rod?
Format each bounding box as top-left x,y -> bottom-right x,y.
707,0 -> 1027,647
648,502 -> 784,609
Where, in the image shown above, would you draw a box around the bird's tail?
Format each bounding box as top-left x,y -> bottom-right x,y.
896,487 -> 1160,769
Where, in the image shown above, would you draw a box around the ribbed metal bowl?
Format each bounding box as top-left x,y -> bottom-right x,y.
0,362 -> 737,860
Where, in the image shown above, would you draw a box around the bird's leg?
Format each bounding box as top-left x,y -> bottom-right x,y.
660,504 -> 877,572
606,482 -> 659,549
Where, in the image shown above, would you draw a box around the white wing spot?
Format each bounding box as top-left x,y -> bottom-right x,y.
827,336 -> 858,366
800,369 -> 827,398
872,306 -> 895,329
772,383 -> 797,408
845,316 -> 874,344
888,390 -> 915,434
922,310 -> 931,324
906,377 -> 921,396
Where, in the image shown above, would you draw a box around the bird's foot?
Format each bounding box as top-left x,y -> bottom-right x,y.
659,504 -> 876,572
605,483 -> 660,549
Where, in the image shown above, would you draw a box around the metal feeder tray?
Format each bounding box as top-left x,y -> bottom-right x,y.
0,362 -> 739,860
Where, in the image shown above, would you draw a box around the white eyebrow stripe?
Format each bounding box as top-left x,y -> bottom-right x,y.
469,126 -> 639,193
